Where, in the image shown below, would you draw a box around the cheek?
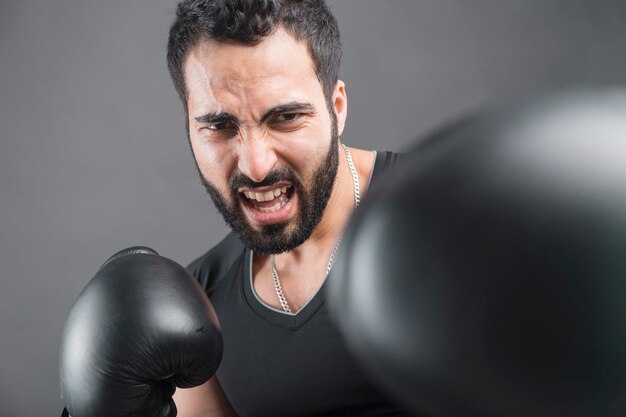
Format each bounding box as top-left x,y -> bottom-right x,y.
275,124 -> 331,168
192,140 -> 220,166
190,136 -> 236,187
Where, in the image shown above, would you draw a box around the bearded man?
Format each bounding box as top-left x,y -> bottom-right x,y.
167,1 -> 408,415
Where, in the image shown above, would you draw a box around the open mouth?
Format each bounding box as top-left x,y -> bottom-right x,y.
240,184 -> 295,214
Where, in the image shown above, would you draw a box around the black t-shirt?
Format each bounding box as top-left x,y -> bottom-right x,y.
188,151 -> 412,417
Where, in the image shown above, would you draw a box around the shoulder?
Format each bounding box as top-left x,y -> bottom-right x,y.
187,232 -> 246,294
374,150 -> 404,172
369,150 -> 404,187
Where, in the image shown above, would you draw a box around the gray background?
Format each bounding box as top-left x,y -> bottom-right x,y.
1,0 -> 625,414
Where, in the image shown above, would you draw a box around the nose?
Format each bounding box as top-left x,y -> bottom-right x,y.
237,130 -> 278,183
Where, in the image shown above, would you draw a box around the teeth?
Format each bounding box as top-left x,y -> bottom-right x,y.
258,201 -> 285,213
244,186 -> 290,202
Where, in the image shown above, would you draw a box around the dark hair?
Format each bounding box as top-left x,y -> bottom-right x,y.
167,0 -> 342,106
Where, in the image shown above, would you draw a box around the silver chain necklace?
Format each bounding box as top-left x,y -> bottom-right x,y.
271,144 -> 360,313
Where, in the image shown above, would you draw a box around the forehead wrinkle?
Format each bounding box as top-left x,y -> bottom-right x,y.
185,27 -> 325,126
197,28 -> 316,86
184,50 -> 220,114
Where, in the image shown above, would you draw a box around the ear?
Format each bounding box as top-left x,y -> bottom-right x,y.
331,80 -> 348,136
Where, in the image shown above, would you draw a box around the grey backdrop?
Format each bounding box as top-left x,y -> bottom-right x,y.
1,1 -> 625,414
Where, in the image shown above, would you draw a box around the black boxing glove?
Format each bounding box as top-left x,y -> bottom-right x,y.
60,247 -> 222,417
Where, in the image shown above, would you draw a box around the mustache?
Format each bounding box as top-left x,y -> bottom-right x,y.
230,168 -> 299,191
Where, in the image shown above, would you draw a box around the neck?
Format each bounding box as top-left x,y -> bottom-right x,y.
270,144 -> 373,264
251,144 -> 375,312
305,143 -> 355,245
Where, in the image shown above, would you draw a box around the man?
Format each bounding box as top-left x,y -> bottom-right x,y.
166,1 -> 407,415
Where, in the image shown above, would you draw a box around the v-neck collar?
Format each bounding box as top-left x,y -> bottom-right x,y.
241,150 -> 382,330
243,250 -> 328,330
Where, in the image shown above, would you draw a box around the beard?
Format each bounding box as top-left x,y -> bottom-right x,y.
197,115 -> 340,255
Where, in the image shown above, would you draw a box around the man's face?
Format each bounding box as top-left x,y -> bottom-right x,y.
183,28 -> 347,254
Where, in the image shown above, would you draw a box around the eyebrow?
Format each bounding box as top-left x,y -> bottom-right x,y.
259,101 -> 315,124
194,101 -> 315,126
194,112 -> 238,126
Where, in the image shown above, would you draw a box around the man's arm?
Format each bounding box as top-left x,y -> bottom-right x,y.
174,376 -> 238,417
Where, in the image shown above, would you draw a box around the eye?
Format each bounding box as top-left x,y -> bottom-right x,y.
206,121 -> 234,131
275,113 -> 301,123
198,121 -> 238,142
199,121 -> 238,139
